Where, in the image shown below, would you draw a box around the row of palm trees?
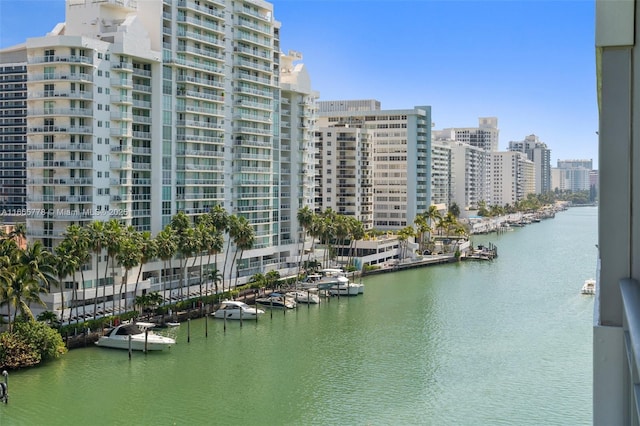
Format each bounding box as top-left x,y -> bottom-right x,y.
295,205 -> 467,269
1,207 -> 257,329
1,204 -> 466,331
296,207 -> 366,272
0,229 -> 56,332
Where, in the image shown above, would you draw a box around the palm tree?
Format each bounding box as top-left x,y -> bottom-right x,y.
171,211 -> 193,301
8,223 -> 26,247
224,215 -> 240,294
249,272 -> 267,289
87,220 -> 106,315
53,241 -> 78,324
230,216 -> 255,291
63,224 -> 91,323
0,239 -> 19,331
116,226 -> 143,314
348,218 -> 365,270
155,226 -> 177,305
334,215 -> 350,266
209,204 -> 229,294
265,270 -> 280,290
7,267 -> 42,324
200,215 -> 224,298
423,205 -> 442,243
19,241 -> 56,316
296,206 -> 314,277
207,268 -> 223,296
133,231 -> 157,302
414,214 -> 431,254
103,219 -> 123,314
397,226 -> 415,260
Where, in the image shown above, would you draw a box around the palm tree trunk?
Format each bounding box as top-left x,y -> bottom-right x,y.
118,270 -> 128,314
79,269 -> 86,322
222,239 -> 232,295
93,254 -> 99,320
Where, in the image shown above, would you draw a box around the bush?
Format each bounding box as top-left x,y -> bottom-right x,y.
0,320 -> 67,370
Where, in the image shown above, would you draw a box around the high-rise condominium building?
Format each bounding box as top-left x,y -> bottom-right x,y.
314,125 -> 373,229
432,117 -> 498,210
552,159 -> 594,192
317,103 -> 432,230
432,139 -> 488,214
0,53 -> 27,214
430,140 -> 452,208
0,0 -> 318,310
279,50 -> 319,243
508,134 -> 552,194
317,99 -> 381,114
488,151 -> 535,207
434,117 -> 499,152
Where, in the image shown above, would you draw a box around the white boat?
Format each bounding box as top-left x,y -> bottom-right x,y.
286,290 -> 321,304
95,322 -> 175,351
328,275 -> 361,296
212,300 -> 265,320
581,279 -> 596,295
255,293 -> 297,309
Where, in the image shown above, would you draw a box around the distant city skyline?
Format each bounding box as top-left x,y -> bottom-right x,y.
0,0 -> 599,168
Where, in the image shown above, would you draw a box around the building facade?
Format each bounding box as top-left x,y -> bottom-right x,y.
488,151 -> 535,207
434,116 -> 499,152
508,134 -> 552,194
314,125 -> 374,229
0,49 -> 28,215
317,103 -> 432,230
0,0 -> 319,316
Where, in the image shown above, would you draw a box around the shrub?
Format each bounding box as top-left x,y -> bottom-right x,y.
0,320 -> 67,370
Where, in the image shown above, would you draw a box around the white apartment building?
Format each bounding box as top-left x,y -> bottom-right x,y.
508,134 -> 552,194
317,99 -> 380,114
552,162 -> 593,192
317,103 -> 432,230
433,139 -> 488,215
0,0 -> 319,315
430,140 -> 451,207
434,116 -> 499,152
279,50 -> 319,243
314,125 -> 374,229
488,151 -> 535,207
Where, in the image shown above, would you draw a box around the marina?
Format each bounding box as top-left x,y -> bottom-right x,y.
0,207 -> 596,425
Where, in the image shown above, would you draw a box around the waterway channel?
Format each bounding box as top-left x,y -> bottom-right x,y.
0,206 -> 597,425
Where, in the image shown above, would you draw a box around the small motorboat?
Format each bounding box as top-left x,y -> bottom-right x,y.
95,322 -> 175,351
212,300 -> 265,320
328,276 -> 361,296
255,293 -> 297,309
286,290 -> 321,304
581,279 -> 596,295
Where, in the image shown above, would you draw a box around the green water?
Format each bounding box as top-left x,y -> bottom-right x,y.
0,207 -> 596,425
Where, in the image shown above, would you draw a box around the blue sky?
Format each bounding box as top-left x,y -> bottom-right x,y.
0,0 -> 598,167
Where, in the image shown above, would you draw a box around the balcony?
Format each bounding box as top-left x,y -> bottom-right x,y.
28,90 -> 92,100
28,108 -> 92,117
27,160 -> 93,168
27,142 -> 93,152
28,55 -> 93,65
27,126 -> 93,134
27,73 -> 93,82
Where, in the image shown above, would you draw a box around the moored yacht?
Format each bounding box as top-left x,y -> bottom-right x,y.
328,275 -> 361,296
255,293 -> 297,309
286,289 -> 321,304
212,300 -> 265,320
95,322 -> 175,351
